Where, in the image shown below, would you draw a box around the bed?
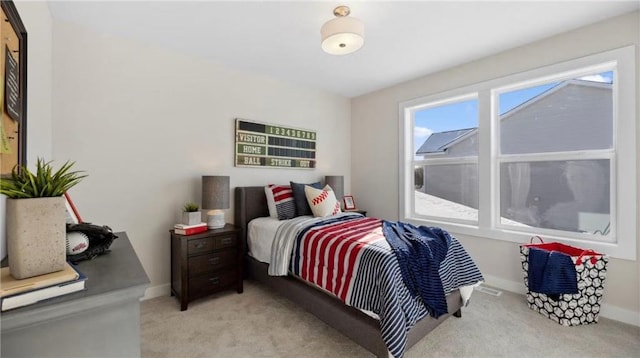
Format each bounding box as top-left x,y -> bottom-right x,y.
235,186 -> 481,358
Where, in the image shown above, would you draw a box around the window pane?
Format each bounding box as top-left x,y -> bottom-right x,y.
413,98 -> 478,222
415,163 -> 478,222
414,98 -> 478,160
499,71 -> 613,154
500,160 -> 610,235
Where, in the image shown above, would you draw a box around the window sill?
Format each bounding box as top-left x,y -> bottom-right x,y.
402,216 -> 636,261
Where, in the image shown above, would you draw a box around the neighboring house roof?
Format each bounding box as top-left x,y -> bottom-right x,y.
415,79 -> 612,156
415,128 -> 476,155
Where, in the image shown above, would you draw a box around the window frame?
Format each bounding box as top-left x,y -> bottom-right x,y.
399,45 -> 636,260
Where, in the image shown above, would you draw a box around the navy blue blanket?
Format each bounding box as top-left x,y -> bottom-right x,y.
382,221 -> 451,317
527,247 -> 578,300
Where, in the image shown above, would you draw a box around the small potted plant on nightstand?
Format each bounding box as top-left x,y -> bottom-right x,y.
182,202 -> 201,225
0,158 -> 86,279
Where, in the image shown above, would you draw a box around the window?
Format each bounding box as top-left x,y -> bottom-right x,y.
400,46 -> 636,260
413,97 -> 478,223
496,71 -> 613,238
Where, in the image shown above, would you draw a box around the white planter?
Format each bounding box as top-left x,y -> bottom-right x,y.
6,197 -> 67,279
182,211 -> 201,225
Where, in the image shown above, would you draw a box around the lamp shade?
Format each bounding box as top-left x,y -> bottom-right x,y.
202,176 -> 230,210
321,8 -> 364,55
324,175 -> 344,202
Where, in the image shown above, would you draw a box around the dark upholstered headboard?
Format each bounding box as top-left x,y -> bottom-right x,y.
234,186 -> 269,251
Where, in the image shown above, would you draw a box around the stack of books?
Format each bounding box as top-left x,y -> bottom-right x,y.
174,222 -> 208,235
0,262 -> 87,312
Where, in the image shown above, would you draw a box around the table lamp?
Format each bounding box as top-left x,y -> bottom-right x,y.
202,176 -> 230,229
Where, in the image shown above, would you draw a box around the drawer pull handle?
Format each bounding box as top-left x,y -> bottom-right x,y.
221,238 -> 233,245
208,257 -> 220,265
194,243 -> 205,249
209,277 -> 220,285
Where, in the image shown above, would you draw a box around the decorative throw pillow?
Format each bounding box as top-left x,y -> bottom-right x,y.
290,181 -> 322,216
304,184 -> 342,217
265,185 -> 296,220
264,186 -> 279,218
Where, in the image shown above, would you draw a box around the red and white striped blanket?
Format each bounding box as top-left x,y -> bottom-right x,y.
296,216 -> 383,302
268,212 -> 483,358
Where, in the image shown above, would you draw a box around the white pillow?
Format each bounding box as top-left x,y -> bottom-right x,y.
304,184 -> 342,217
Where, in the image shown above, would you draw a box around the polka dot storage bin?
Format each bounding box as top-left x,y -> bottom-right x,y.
520,238 -> 608,326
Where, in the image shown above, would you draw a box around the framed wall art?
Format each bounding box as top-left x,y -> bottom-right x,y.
0,0 -> 27,178
235,118 -> 316,169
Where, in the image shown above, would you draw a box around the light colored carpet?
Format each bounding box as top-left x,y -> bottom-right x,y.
141,281 -> 640,358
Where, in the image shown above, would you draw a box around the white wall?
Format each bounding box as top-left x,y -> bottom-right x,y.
50,20 -> 351,297
1,1 -> 53,260
352,11 -> 640,325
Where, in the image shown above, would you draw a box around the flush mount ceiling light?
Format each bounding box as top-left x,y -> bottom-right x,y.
320,5 -> 364,55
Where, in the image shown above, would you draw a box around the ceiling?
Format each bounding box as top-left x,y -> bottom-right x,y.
47,1 -> 639,98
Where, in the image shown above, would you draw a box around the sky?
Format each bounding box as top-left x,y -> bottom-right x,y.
413,71 -> 613,153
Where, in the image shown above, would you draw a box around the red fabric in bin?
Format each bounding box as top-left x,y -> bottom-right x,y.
523,242 -> 603,265
523,242 -> 587,256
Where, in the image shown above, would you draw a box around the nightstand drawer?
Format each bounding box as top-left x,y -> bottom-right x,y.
188,238 -> 214,254
189,269 -> 238,298
215,235 -> 238,249
189,250 -> 237,275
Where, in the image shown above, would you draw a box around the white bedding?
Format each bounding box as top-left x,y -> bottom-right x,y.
247,216 -> 289,263
247,215 -> 334,264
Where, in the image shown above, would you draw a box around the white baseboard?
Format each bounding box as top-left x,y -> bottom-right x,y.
482,274 -> 527,295
141,283 -> 170,301
598,303 -> 640,327
482,274 -> 640,327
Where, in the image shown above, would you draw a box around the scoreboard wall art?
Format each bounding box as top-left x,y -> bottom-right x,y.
235,119 -> 316,169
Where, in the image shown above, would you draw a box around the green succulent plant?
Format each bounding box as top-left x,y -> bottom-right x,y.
0,158 -> 87,198
183,202 -> 199,212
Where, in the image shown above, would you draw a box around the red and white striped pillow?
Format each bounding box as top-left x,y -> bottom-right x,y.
304,184 -> 342,217
265,185 -> 296,220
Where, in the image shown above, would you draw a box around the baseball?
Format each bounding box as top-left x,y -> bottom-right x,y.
66,232 -> 90,255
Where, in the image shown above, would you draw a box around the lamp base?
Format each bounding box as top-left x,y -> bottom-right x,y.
206,210 -> 225,229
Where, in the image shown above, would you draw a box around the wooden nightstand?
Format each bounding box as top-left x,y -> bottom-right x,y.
170,224 -> 242,311
345,209 -> 367,216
